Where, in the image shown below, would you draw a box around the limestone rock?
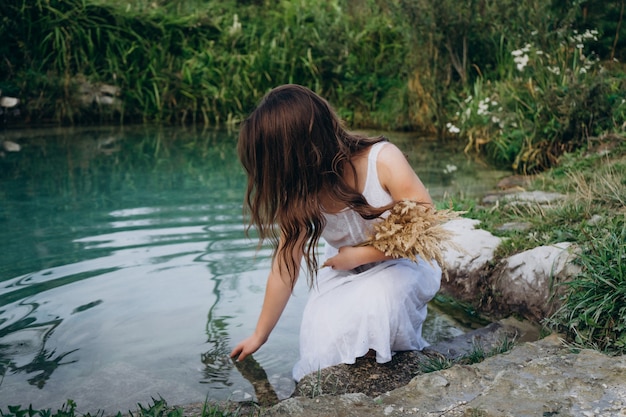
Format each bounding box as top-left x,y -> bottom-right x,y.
439,219 -> 501,309
77,78 -> 121,108
441,218 -> 582,322
496,175 -> 534,190
495,221 -> 532,232
378,335 -> 626,417
483,190 -> 566,205
442,218 -> 502,275
0,96 -> 19,108
494,242 -> 581,320
293,321 -> 527,399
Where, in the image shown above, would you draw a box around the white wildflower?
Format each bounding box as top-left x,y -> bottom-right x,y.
547,66 -> 561,75
446,122 -> 460,134
582,29 -> 598,41
443,164 -> 458,174
477,100 -> 489,116
229,14 -> 242,35
514,54 -> 529,71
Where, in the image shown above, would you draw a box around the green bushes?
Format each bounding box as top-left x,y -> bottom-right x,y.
0,0 -> 414,127
396,0 -> 625,172
1,0 -> 624,170
445,28 -> 626,172
0,0 -> 225,123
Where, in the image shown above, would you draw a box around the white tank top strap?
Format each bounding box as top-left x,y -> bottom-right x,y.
363,141 -> 392,207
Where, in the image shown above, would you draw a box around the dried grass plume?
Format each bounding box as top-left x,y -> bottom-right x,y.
362,200 -> 463,273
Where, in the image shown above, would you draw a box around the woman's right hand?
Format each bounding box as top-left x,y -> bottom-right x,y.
230,234 -> 302,363
230,333 -> 267,362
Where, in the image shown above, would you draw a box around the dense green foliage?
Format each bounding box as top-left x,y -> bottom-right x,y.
0,0 -> 411,127
1,0 -> 624,172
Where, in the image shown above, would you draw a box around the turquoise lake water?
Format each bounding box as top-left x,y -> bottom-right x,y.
0,126 -> 510,414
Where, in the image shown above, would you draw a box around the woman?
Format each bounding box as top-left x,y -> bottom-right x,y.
230,84 -> 441,381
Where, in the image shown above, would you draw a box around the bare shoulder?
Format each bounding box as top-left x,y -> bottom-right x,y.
377,142 -> 433,204
377,142 -> 411,170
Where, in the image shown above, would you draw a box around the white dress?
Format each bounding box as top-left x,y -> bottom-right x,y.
292,142 -> 442,381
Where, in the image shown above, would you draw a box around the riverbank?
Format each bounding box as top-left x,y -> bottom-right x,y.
254,334 -> 626,417
173,133 -> 625,416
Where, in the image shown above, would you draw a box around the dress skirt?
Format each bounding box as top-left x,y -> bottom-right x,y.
292,257 -> 441,381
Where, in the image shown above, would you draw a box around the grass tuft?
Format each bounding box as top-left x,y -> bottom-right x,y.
0,397 -> 247,417
546,218 -> 626,354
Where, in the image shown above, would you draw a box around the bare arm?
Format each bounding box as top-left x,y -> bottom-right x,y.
230,236 -> 302,361
323,143 -> 433,270
377,143 -> 434,207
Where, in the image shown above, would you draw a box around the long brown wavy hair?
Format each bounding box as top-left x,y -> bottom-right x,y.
238,84 -> 389,288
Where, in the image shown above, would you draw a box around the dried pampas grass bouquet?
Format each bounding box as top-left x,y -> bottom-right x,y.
362,199 -> 462,271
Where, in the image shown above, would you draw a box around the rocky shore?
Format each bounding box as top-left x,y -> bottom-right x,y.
179,187 -> 625,416
264,333 -> 626,417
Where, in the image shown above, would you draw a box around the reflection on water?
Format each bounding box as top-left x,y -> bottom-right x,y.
0,126 -> 508,414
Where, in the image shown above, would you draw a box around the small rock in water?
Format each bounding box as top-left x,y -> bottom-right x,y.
2,140 -> 21,152
0,96 -> 19,108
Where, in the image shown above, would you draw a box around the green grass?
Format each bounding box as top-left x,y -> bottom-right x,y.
451,135 -> 626,354
0,398 -> 259,417
455,138 -> 626,260
419,355 -> 455,373
546,218 -> 626,354
420,336 -> 517,373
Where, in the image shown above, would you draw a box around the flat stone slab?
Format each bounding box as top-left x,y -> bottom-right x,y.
292,319 -> 530,399
256,334 -> 626,417
482,190 -> 566,205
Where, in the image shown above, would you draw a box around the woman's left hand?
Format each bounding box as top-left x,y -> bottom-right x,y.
323,245 -> 391,270
323,246 -> 364,270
